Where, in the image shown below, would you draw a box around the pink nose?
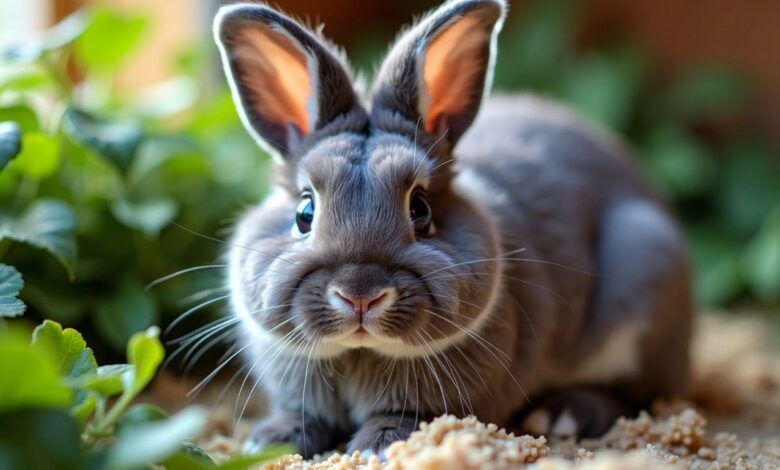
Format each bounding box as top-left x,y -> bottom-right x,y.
332,288 -> 390,317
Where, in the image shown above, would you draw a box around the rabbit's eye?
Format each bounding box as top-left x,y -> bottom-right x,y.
295,194 -> 314,235
410,191 -> 433,236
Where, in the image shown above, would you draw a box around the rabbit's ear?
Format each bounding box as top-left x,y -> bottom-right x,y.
215,4 -> 362,158
371,0 -> 505,147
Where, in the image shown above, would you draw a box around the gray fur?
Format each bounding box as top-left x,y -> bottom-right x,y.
216,0 -> 692,458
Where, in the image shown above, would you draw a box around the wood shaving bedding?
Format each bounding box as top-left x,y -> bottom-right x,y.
189,314 -> 780,469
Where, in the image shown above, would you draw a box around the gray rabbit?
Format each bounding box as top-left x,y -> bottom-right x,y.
214,0 -> 692,457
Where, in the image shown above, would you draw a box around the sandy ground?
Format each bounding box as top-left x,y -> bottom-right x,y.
149,314 -> 780,469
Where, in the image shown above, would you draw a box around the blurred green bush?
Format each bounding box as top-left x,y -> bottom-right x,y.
0,8 -> 268,357
1,1 -> 779,359
487,0 -> 780,309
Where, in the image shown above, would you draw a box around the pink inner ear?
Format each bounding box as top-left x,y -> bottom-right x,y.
233,23 -> 313,135
422,13 -> 492,134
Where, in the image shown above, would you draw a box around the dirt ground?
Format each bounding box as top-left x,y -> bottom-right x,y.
149,313 -> 780,469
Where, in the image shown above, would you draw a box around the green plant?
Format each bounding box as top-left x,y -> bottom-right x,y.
488,0 -> 780,308
1,7 -> 269,354
0,316 -> 289,468
1,8 -> 290,469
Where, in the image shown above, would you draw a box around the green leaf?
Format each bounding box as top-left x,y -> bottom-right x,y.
639,126 -> 716,199
32,320 -> 98,414
493,0 -> 577,90
117,403 -> 168,430
0,122 -> 22,171
215,448 -> 294,470
9,132 -> 61,179
73,8 -> 149,73
71,393 -> 97,422
0,334 -> 72,411
743,207 -> 780,303
0,264 -> 25,318
555,48 -> 646,132
180,440 -> 216,466
108,406 -> 206,470
127,325 -> 164,394
0,104 -> 40,132
0,64 -> 56,93
0,199 -> 78,278
62,107 -> 144,170
660,65 -> 750,122
0,409 -> 83,469
32,319 -> 98,379
163,446 -> 293,470
17,279 -> 89,324
94,279 -> 159,353
163,452 -> 216,470
111,197 -> 178,235
718,140 -> 780,237
687,227 -> 744,306
2,10 -> 87,62
81,364 -> 134,396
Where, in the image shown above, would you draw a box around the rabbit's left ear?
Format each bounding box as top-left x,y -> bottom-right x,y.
371,0 -> 505,147
214,4 -> 362,159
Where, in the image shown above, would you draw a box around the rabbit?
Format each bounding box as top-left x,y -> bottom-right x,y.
214,0 -> 692,458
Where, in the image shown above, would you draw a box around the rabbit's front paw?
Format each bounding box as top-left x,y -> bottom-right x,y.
347,415 -> 418,457
244,411 -> 337,458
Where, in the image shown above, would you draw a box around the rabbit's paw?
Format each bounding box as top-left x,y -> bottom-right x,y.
244,411 -> 337,458
347,415 -> 418,457
519,388 -> 635,438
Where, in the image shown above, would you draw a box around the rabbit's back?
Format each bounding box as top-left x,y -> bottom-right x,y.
455,94 -> 691,404
453,94 -> 658,303
456,94 -> 656,212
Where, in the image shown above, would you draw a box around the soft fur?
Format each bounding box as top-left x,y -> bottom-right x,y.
214,0 -> 692,458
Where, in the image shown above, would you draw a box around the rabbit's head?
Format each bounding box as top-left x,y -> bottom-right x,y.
216,0 -> 507,358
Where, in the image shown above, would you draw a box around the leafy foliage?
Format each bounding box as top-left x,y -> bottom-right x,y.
489,0 -> 780,307
0,200 -> 77,278
0,7 -> 292,466
0,263 -> 25,317
0,320 -> 288,469
0,5 -> 267,351
0,122 -> 22,170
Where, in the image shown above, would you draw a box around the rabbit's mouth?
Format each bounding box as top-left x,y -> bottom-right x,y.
333,326 -> 387,349
320,321 -> 399,349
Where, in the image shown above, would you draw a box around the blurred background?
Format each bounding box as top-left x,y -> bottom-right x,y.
1,0 -> 779,362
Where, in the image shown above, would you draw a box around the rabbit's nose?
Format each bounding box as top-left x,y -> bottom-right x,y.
329,287 -> 394,319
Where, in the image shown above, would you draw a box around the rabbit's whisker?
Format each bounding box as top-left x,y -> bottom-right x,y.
183,328 -> 236,375
146,264 -> 227,291
234,323 -> 300,422
172,222 -> 296,265
165,294 -> 232,335
165,317 -> 240,369
178,286 -> 229,306
414,332 -> 448,415
424,308 -> 530,405
422,328 -> 471,415
423,305 -> 511,363
426,321 -> 488,398
419,248 -> 527,280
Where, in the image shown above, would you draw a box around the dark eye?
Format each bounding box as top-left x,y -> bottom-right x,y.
295,194 -> 314,235
410,191 -> 433,235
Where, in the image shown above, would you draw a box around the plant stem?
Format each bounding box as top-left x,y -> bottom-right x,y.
90,389 -> 134,436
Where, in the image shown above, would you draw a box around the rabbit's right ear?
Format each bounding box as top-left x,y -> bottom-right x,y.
214,4 -> 362,159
